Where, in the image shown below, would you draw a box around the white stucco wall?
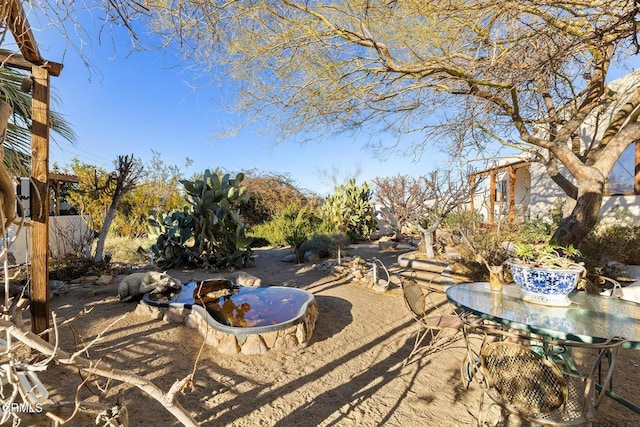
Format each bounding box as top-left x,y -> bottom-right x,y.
527,162 -> 640,224
2,215 -> 93,266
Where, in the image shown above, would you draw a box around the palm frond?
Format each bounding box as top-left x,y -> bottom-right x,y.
0,66 -> 77,174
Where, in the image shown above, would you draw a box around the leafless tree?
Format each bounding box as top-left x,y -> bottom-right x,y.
0,298 -> 198,426
92,154 -> 143,263
373,175 -> 430,241
24,1 -> 640,245
374,169 -> 470,259
415,169 -> 472,259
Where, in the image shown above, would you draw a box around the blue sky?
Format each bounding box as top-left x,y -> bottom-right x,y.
19,13 -> 447,196
5,7 -> 640,197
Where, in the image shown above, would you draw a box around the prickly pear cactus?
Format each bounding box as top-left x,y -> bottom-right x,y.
320,179 -> 376,242
148,170 -> 253,269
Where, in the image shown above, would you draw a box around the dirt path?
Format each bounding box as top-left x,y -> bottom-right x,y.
23,245 -> 640,426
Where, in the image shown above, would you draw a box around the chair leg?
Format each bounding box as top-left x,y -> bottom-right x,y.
404,328 -> 429,366
477,392 -> 510,427
404,326 -> 443,366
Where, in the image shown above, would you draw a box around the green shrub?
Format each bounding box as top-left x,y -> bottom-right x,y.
319,179 -> 376,242
250,203 -> 328,247
300,233 -> 351,259
580,224 -> 640,266
103,236 -> 153,264
514,218 -> 553,244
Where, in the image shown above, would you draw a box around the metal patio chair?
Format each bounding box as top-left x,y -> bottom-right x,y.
476,336 -> 627,426
401,276 -> 463,366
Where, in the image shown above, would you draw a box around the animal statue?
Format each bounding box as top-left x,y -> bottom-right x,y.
229,271 -> 262,287
117,271 -> 182,302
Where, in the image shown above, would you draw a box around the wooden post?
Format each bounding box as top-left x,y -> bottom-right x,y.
508,166 -> 516,222
30,65 -> 50,338
489,169 -> 496,224
635,141 -> 640,194
469,175 -> 476,213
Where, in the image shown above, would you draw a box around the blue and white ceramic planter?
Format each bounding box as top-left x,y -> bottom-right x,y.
506,261 -> 584,307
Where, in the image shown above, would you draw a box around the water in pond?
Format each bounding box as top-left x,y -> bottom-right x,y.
147,281 -> 312,328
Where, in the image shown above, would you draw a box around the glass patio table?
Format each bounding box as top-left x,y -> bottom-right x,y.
446,282 -> 640,414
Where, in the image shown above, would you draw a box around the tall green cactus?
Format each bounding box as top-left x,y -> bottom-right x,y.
147,170 -> 253,269
320,179 -> 376,241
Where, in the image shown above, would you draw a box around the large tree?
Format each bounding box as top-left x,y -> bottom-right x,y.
38,1 -> 640,245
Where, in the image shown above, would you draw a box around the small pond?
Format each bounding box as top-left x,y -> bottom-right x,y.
141,278 -> 318,354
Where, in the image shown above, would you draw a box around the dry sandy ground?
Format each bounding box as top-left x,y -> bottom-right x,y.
19,245 -> 640,426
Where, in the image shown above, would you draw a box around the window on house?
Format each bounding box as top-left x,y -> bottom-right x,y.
606,141 -> 639,195
496,179 -> 508,202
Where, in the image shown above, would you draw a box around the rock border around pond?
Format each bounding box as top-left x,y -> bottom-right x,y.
134,299 -> 318,355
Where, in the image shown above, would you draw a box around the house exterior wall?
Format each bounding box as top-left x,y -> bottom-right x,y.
475,71 -> 640,226
3,215 -> 93,266
527,162 -> 640,224
513,167 -> 531,221
470,160 -> 531,223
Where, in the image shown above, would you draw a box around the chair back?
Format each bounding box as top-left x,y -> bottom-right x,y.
401,277 -> 426,319
481,341 -> 567,415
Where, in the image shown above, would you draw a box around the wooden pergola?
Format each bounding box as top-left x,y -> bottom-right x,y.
1,0 -> 64,337
469,160 -> 530,224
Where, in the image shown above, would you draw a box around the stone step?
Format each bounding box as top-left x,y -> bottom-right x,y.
397,252 -> 450,273
397,269 -> 463,287
397,251 -> 473,290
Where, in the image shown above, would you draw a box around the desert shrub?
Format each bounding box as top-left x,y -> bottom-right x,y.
238,170 -> 316,227
249,236 -> 271,248
513,218 -> 553,244
102,236 -> 153,264
580,224 -> 640,266
250,203 -> 328,247
442,208 -> 483,238
300,233 -> 351,259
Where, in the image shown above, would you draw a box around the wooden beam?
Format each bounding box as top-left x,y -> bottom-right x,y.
489,169 -> 496,224
5,0 -> 41,64
29,64 -> 50,338
0,49 -> 63,77
508,166 -> 516,222
635,141 -> 640,194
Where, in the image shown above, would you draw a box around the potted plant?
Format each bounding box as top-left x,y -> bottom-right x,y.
506,243 -> 585,306
457,226 -> 512,292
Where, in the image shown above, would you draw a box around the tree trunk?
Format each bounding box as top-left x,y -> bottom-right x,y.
551,179 -> 603,247
93,196 -> 121,263
417,223 -> 438,259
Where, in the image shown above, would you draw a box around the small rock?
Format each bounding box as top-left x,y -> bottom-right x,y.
373,279 -> 390,293
445,252 -> 462,261
49,280 -> 65,290
80,275 -> 99,284
95,275 -> 113,286
332,265 -> 348,275
378,241 -> 398,251
304,251 -> 320,262
273,333 -> 299,351
241,335 -> 268,355
281,254 -> 297,262
217,335 -> 241,354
